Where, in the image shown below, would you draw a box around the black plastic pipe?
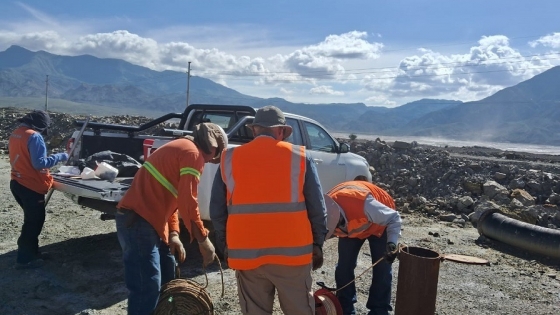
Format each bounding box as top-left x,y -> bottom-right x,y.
478,209 -> 560,259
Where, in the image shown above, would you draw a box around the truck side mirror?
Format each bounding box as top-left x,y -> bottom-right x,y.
339,142 -> 350,153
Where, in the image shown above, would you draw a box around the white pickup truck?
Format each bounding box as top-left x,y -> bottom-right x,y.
53,104 -> 372,223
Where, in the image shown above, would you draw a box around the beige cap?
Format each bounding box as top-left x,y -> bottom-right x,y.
192,122 -> 228,163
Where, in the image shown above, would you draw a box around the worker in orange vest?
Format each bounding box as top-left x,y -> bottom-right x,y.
116,122 -> 227,315
9,110 -> 68,270
210,105 -> 328,315
325,178 -> 402,315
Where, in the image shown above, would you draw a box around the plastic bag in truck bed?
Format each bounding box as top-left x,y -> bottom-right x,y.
79,150 -> 142,177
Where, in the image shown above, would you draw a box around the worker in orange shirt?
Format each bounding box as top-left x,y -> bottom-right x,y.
9,110 -> 68,270
116,122 -> 227,315
210,105 -> 328,315
325,178 -> 402,315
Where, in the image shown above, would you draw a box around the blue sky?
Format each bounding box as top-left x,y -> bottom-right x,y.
1,0 -> 559,107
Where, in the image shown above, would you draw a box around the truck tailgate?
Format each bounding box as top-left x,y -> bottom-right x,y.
52,174 -> 132,202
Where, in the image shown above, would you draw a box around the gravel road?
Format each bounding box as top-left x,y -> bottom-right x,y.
0,154 -> 559,315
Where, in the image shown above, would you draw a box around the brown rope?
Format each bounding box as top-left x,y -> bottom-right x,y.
154,255 -> 224,315
334,243 -> 404,294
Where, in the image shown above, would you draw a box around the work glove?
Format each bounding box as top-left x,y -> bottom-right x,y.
312,244 -> 324,270
168,233 -> 186,263
198,236 -> 217,267
385,242 -> 398,263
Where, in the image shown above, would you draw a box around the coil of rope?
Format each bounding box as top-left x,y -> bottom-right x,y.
154,255 -> 224,315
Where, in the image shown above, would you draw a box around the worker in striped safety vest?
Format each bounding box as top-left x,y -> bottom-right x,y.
116,122 -> 227,315
325,178 -> 402,315
210,105 -> 328,315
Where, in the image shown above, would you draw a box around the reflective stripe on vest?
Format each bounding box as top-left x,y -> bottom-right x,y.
328,181 -> 395,239
143,162 -> 201,198
228,244 -> 313,260
220,138 -> 312,270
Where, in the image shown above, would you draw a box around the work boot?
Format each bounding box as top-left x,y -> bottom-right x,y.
15,258 -> 45,270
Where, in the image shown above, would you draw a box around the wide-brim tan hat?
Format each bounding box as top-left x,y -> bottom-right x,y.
324,194 -> 342,240
248,105 -> 293,139
192,122 -> 228,163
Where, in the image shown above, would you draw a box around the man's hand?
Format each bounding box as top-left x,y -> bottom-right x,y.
169,233 -> 186,263
198,236 -> 217,267
385,242 -> 398,263
312,244 -> 323,270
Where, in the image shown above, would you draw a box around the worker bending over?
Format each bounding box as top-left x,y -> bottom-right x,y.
326,178 -> 402,315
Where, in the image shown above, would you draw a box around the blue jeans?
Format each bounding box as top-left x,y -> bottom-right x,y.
335,230 -> 393,315
116,210 -> 176,315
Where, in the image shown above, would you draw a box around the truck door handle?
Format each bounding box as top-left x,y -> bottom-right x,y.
313,158 -> 323,164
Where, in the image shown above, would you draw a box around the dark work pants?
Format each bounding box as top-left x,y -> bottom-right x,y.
10,180 -> 46,264
335,230 -> 393,315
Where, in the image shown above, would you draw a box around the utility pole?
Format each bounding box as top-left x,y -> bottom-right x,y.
186,61 -> 191,108
45,75 -> 49,112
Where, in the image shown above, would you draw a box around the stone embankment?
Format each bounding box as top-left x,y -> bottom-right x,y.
347,138 -> 560,230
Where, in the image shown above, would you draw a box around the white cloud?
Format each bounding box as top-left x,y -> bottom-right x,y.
280,87 -> 294,95
360,35 -> 553,104
281,31 -> 383,80
529,32 -> 560,49
309,85 -> 344,96
0,3 -> 558,108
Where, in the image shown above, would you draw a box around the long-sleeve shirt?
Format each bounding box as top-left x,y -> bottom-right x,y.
210,153 -> 328,254
117,138 -> 205,244
24,124 -> 67,169
338,194 -> 402,244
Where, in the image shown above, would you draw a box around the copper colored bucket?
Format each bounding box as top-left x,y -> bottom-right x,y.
394,246 -> 488,315
394,246 -> 441,315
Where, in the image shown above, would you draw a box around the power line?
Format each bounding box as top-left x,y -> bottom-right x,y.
197,52 -> 560,77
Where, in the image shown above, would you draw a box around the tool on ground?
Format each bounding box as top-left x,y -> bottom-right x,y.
313,245 -> 400,315
45,117 -> 90,206
154,254 -> 224,315
314,282 -> 343,315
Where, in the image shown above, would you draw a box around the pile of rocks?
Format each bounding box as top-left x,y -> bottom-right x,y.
0,107 -> 175,153
348,138 -> 560,229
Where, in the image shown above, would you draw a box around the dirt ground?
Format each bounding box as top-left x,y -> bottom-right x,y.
0,154 -> 559,315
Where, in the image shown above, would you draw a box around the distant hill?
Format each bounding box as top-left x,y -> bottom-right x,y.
342,99 -> 462,133
398,67 -> 560,145
1,45 -> 559,145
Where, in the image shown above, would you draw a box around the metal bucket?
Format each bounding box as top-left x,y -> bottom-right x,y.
394,246 -> 488,315
394,246 -> 442,315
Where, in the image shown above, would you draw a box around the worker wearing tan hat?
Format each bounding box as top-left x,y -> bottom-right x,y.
116,122 -> 227,315
325,178 -> 401,315
210,105 -> 328,314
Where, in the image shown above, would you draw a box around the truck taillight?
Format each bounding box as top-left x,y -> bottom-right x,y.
66,138 -> 75,154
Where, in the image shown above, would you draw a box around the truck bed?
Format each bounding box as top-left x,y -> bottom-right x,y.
52,174 -> 133,214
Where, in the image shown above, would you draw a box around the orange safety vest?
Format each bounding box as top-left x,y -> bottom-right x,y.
220,136 -> 313,270
9,126 -> 53,194
328,181 -> 396,239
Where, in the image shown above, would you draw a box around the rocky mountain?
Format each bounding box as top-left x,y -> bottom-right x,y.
1,45 -> 559,145
399,67 -> 560,145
